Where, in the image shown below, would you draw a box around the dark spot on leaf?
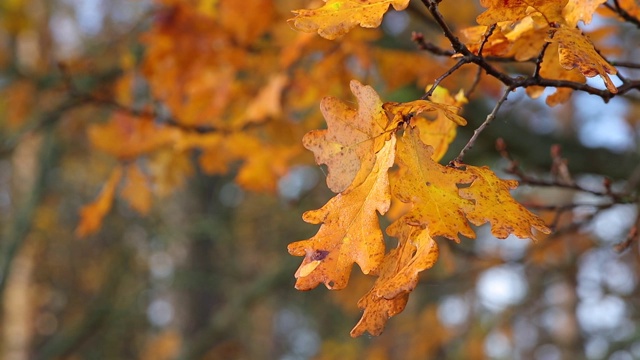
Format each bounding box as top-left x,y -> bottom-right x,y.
311,249 -> 329,261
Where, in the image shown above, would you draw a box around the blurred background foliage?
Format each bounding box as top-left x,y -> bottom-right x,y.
0,0 -> 639,359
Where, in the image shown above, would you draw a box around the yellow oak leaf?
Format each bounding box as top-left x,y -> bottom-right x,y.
551,27 -> 618,93
120,163 -> 152,215
459,166 -> 551,239
392,127 -> 476,242
303,80 -> 396,193
288,137 -> 395,290
290,0 -> 410,40
384,98 -> 467,127
412,87 -> 467,162
75,166 -> 123,238
350,223 -> 438,337
562,0 -> 607,27
477,0 -> 568,25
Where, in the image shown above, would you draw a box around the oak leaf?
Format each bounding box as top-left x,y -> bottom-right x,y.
303,80 -> 396,193
477,0 -> 568,25
243,74 -> 288,124
76,166 -> 123,238
411,87 -> 467,162
384,98 -> 467,127
550,26 -> 618,93
148,150 -> 194,198
88,113 -> 179,161
288,137 -> 395,290
504,16 -> 549,61
392,127 -> 476,242
562,0 -> 607,27
459,166 -> 551,239
121,163 -> 153,215
459,25 -> 510,57
526,42 -> 585,105
350,223 -> 438,337
290,0 -> 410,40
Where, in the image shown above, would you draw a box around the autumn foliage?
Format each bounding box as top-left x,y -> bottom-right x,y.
2,0 -> 640,354
73,0 -> 637,336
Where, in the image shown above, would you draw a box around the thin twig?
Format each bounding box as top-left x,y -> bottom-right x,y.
422,59 -> 467,98
477,24 -> 497,56
607,0 -> 640,28
453,86 -> 512,164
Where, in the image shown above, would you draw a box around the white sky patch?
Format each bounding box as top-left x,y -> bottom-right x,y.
383,10 -> 410,36
577,295 -> 627,333
477,265 -> 527,311
72,0 -> 104,35
50,11 -> 83,58
437,295 -> 469,327
573,92 -> 635,152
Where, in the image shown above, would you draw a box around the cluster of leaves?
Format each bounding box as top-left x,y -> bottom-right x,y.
285,0 -> 640,336
71,0 -> 445,238
35,0 -> 640,340
288,80 -> 549,336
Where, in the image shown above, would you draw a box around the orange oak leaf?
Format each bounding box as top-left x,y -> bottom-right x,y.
392,127 -> 476,242
288,137 -> 395,290
243,73 -> 288,124
290,0 -> 410,40
562,0 -> 607,27
526,42 -> 585,105
76,166 -> 123,238
459,25 -> 510,57
350,223 -> 438,337
477,0 -> 568,25
219,0 -> 274,45
504,17 -> 549,61
235,145 -> 299,192
88,113 -> 179,161
617,0 -> 640,18
459,166 -> 551,239
120,163 -> 152,215
550,26 -> 618,93
148,150 -> 194,198
303,80 -> 396,193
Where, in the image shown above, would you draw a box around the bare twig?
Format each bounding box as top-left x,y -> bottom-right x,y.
453,86 -> 512,164
422,59 -> 467,98
607,0 -> 640,28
